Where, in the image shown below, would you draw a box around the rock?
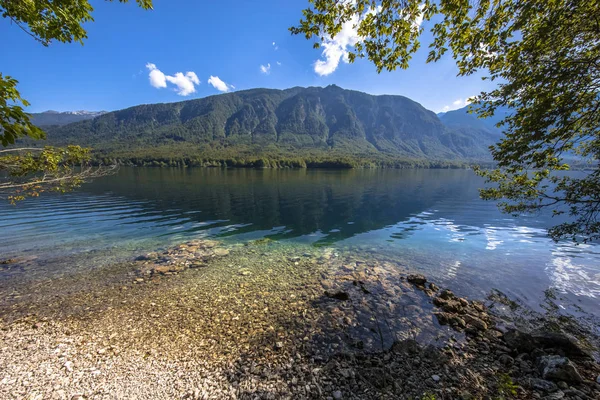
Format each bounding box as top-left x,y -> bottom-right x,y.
537,355 -> 583,383
498,354 -> 514,366
64,361 -> 73,372
542,391 -> 564,399
432,374 -> 441,382
134,278 -> 144,283
433,297 -> 463,313
429,282 -> 439,292
450,315 -> 466,328
531,331 -> 591,358
325,291 -> 349,301
152,265 -> 184,275
391,339 -> 420,355
135,253 -> 157,261
407,274 -> 427,285
332,390 -> 342,399
213,248 -> 230,257
596,374 -> 600,384
274,342 -> 284,350
239,269 -> 252,276
434,312 -> 449,325
557,381 -> 568,390
439,289 -> 455,300
504,329 -> 590,359
71,395 -> 85,400
529,378 -> 558,393
471,301 -> 485,312
435,312 -> 465,328
504,329 -> 537,352
289,256 -> 301,262
463,314 -> 488,331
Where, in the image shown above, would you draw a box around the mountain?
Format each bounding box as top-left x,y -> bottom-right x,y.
30,110 -> 106,127
438,105 -> 512,136
41,86 -> 500,166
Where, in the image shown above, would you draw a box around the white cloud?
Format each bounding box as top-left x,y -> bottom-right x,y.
260,63 -> 271,75
146,63 -> 167,88
166,72 -> 200,96
208,75 -> 233,92
440,96 -> 476,113
146,63 -> 200,96
313,13 -> 361,76
272,41 -> 279,50
276,61 -> 282,66
313,4 -> 424,76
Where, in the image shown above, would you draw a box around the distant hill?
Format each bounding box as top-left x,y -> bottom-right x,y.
30,110 -> 106,127
39,86 -> 501,166
438,105 -> 512,136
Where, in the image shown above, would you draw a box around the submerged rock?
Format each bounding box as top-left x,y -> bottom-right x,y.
463,314 -> 488,331
213,248 -> 230,257
537,355 -> 583,383
433,297 -> 463,314
439,289 -> 455,300
325,290 -> 350,301
407,274 -> 427,285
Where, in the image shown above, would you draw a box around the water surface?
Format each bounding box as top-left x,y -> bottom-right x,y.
1,168 -> 599,318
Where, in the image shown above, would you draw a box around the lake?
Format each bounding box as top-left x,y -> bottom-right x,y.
1,167 -> 599,320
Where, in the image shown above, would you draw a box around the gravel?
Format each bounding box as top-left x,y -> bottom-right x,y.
1,240 -> 598,399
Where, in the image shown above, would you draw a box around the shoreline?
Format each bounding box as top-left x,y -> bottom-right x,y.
1,239 -> 599,399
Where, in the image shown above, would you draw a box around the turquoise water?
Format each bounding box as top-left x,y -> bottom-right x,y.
1,168 -> 599,318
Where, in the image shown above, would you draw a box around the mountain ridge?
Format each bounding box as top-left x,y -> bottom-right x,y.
30,110 -> 107,126
37,86 -> 501,166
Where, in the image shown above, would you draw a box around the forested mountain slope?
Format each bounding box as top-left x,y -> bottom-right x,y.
40,86 -> 499,166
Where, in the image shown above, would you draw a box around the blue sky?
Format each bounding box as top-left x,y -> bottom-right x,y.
1,0 -> 495,113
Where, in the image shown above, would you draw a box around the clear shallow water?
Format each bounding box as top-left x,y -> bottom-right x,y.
1,168 -> 599,317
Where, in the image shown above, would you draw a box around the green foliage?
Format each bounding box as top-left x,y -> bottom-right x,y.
0,74 -> 44,146
0,145 -> 114,203
292,0 -> 600,242
0,0 -> 152,46
0,0 -> 152,202
497,373 -> 518,398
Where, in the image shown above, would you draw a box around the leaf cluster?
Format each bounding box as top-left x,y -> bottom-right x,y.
0,145 -> 115,203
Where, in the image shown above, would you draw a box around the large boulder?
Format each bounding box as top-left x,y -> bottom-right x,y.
531,331 -> 591,358
537,355 -> 583,384
504,329 -> 592,359
503,329 -> 538,353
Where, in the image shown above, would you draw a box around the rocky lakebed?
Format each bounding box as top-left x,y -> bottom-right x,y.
0,238 -> 599,399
